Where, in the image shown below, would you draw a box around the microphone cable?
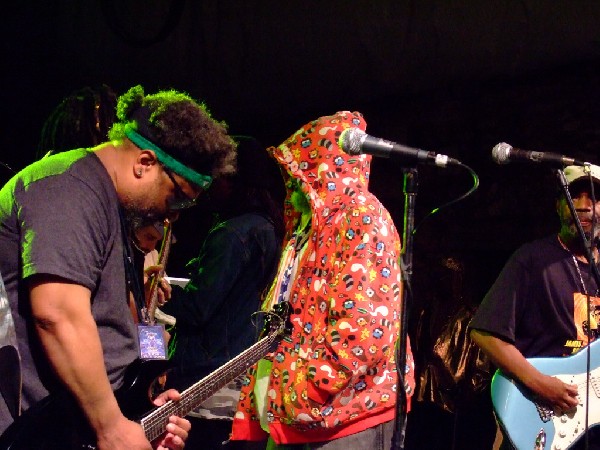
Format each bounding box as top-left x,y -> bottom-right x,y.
412,161 -> 479,236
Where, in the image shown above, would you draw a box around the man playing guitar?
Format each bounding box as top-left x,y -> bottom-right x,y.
470,164 -> 600,449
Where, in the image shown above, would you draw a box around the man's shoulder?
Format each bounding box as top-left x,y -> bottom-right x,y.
516,235 -> 560,257
52,150 -> 108,186
29,151 -> 112,198
20,149 -> 91,183
217,213 -> 275,234
10,151 -> 118,235
9,150 -> 108,197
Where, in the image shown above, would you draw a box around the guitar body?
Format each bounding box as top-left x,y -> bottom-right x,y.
491,339 -> 600,450
0,359 -> 169,450
0,390 -> 90,450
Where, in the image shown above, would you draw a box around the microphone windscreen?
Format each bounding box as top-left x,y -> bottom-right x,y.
339,128 -> 364,155
492,142 -> 512,164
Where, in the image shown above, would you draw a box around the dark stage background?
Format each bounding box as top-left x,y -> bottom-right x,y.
3,2 -> 600,448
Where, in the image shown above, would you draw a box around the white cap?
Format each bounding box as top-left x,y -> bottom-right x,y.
564,164 -> 600,186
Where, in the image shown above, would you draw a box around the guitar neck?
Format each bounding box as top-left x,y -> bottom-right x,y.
144,221 -> 172,324
140,329 -> 279,442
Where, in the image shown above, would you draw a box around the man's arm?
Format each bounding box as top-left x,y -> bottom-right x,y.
469,328 -> 578,411
29,276 -> 155,449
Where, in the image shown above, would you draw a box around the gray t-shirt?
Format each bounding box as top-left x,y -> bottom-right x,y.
0,149 -> 138,434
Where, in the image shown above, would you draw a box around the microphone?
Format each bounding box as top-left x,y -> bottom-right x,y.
492,142 -> 587,166
338,128 -> 461,167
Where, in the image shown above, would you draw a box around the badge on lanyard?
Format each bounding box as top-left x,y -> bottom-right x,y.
137,324 -> 168,359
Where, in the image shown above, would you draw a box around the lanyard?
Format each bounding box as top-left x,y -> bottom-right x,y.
118,208 -> 146,321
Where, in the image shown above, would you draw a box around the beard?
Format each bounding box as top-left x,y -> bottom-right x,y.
120,180 -> 169,229
578,221 -> 600,242
564,220 -> 600,248
591,223 -> 600,244
121,196 -> 165,230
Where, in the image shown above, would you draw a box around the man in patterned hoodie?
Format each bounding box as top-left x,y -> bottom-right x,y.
231,111 -> 415,449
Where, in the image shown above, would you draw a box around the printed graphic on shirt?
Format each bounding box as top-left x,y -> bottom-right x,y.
568,292 -> 600,353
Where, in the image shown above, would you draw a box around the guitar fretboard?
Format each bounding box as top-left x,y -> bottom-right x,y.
141,329 -> 279,442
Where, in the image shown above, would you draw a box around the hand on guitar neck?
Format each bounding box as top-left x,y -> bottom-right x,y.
144,265 -> 172,309
141,219 -> 173,326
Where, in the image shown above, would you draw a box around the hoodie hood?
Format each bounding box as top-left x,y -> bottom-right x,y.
268,111 -> 372,235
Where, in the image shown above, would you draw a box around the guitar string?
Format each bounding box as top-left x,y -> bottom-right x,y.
142,331 -> 279,440
145,305 -> 286,423
144,335 -> 275,440
575,378 -> 599,394
142,308 -> 287,438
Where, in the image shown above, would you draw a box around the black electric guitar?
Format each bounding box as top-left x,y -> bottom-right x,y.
0,304 -> 289,450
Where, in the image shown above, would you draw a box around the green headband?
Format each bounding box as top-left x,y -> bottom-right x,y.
125,127 -> 212,189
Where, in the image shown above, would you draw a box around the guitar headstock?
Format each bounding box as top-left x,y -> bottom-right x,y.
263,301 -> 292,338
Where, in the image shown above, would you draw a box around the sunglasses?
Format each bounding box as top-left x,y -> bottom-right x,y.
162,166 -> 199,210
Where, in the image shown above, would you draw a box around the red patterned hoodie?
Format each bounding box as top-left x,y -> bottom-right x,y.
231,111 -> 415,444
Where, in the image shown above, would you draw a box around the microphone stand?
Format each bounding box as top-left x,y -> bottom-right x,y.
391,167 -> 417,450
555,167 -> 600,450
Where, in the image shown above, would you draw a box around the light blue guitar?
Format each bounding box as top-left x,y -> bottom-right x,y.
491,339 -> 599,450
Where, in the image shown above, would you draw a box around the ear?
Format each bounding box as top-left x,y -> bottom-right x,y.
134,150 -> 159,178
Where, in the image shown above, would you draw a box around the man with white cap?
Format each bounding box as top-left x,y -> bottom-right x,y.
470,164 -> 600,449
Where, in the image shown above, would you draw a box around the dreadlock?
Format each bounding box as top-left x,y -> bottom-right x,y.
37,84 -> 117,159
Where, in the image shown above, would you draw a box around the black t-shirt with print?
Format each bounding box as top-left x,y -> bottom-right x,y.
470,235 -> 600,358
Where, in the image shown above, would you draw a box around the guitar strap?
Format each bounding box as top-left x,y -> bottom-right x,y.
118,208 -> 146,325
